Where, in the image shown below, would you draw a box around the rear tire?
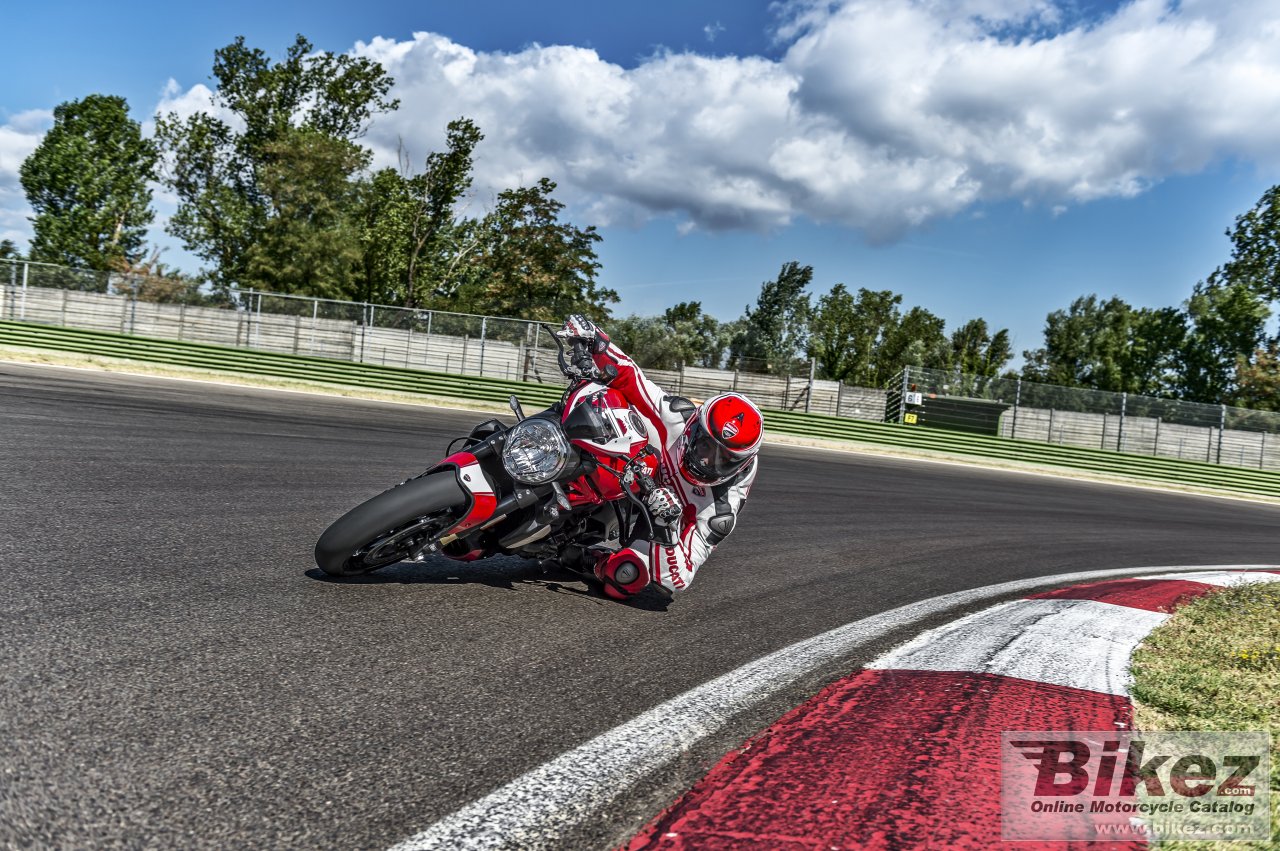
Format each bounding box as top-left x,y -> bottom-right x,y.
315,472 -> 468,577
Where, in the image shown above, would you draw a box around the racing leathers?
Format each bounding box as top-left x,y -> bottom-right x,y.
583,337 -> 757,597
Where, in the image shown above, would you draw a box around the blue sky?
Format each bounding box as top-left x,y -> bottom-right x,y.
4,0 -> 1279,361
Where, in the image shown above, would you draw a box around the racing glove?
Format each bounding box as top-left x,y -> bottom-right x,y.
645,486 -> 682,523
555,314 -> 610,353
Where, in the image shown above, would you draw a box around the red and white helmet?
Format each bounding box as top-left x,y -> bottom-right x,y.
678,392 -> 763,485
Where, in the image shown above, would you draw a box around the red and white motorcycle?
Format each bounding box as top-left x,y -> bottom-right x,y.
314,334 -> 686,597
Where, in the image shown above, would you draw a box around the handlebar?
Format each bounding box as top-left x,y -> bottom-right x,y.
544,323 -> 616,385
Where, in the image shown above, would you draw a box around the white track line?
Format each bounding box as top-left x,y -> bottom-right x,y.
386,565 -> 1278,851
11,356 -> 1280,508
867,598 -> 1167,695
1140,569 -> 1280,586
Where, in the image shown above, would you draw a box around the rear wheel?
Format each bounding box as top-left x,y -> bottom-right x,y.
315,472 -> 468,577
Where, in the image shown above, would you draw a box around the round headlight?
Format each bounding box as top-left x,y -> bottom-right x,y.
501,418 -> 570,485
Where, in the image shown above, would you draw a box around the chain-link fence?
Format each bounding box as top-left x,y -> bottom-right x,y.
0,258 -> 892,417
7,257 -> 1277,471
886,365 -> 1280,471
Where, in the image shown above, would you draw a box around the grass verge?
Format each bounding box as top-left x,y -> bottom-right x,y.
0,344 -> 512,415
1130,581 -> 1280,849
6,343 -> 1279,508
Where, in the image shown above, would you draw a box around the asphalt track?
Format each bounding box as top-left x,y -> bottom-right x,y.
2,361 -> 1278,850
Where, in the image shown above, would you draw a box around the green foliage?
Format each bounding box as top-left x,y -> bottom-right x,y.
879,306 -> 948,377
354,118 -> 485,307
0,240 -> 20,260
154,36 -> 615,320
407,118 -> 485,305
1235,343 -> 1280,412
1124,307 -> 1188,396
1216,184 -> 1280,302
804,284 -> 1006,387
1022,295 -> 1188,396
158,41 -> 611,320
20,94 -> 157,271
944,319 -> 1012,378
113,247 -> 225,306
731,261 -> 813,373
355,167 -> 415,304
1178,277 -> 1272,403
243,129 -> 370,298
1021,276 -> 1273,405
449,178 -> 613,322
156,35 -> 397,290
608,302 -> 734,370
808,285 -> 899,385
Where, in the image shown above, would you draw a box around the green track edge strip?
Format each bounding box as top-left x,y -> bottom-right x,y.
5,319 -> 1279,498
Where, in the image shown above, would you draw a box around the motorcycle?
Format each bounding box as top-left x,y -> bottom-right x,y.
314,332 -> 693,598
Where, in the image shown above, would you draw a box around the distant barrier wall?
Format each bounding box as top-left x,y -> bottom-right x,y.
4,257 -> 1278,474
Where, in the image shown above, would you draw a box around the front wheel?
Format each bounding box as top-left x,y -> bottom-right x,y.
315,472 -> 468,577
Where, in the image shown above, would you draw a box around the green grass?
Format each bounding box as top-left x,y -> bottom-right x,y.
6,319 -> 1280,499
1130,581 -> 1280,849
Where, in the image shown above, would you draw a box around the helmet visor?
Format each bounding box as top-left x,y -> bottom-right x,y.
684,419 -> 751,483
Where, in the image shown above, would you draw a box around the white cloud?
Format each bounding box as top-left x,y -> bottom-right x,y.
7,0 -> 1280,246
150,79 -> 238,131
0,109 -> 52,246
344,0 -> 1280,239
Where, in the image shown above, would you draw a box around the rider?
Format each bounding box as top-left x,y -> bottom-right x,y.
556,315 -> 762,599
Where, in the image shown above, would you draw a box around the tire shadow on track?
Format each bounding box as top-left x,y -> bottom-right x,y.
302,559 -> 674,612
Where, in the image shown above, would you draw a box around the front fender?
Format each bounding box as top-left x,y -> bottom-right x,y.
429,451 -> 499,536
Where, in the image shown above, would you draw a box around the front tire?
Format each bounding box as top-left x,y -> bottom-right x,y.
315,472 -> 468,577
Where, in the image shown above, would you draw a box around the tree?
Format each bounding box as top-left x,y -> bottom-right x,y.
1023,295 -> 1116,388
0,240 -> 20,260
1235,343 -> 1280,412
608,315 -> 680,369
450,178 -> 613,321
1125,307 -> 1187,396
879,305 -> 948,382
805,285 -> 974,387
110,247 -> 214,305
20,94 -> 157,270
405,119 -> 484,306
1031,296 -> 1192,394
731,261 -> 812,374
609,302 -> 732,370
1215,184 -> 1280,302
156,35 -> 397,289
663,302 -> 734,368
242,129 -> 369,299
944,319 -> 1013,378
805,283 -> 856,382
1021,295 -> 1179,394
355,167 -> 415,305
807,285 -> 900,385
355,119 -> 486,307
1177,277 -> 1272,403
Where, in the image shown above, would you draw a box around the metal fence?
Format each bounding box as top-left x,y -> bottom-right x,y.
886,365 -> 1280,471
6,257 -> 1277,471
0,258 -> 889,418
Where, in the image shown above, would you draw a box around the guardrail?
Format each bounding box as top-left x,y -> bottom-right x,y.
0,264 -> 880,417
6,320 -> 1280,499
6,260 -> 1277,473
762,408 -> 1280,498
0,319 -> 564,409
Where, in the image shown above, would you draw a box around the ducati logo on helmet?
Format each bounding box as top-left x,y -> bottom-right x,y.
720,412 -> 744,441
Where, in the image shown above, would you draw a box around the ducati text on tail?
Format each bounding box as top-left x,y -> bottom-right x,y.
314,336 -> 675,600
